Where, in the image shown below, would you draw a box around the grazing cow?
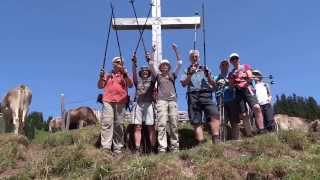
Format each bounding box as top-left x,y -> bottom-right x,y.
1,85 -> 32,135
65,106 -> 98,130
48,117 -> 64,132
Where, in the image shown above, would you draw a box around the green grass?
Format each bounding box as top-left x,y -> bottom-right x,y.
0,134 -> 28,174
32,129 -> 49,144
2,125 -> 320,179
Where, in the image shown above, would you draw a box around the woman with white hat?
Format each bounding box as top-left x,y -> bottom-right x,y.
148,43 -> 182,153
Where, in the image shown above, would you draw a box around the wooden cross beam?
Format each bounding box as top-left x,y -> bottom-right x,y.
112,0 -> 201,66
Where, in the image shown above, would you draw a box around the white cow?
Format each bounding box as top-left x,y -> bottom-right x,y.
1,85 -> 32,135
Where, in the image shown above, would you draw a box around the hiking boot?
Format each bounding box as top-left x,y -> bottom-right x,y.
150,146 -> 158,154
158,149 -> 166,154
102,148 -> 112,154
132,146 -> 142,156
113,149 -> 122,155
171,148 -> 179,153
257,129 -> 267,135
212,135 -> 221,144
196,139 -> 207,146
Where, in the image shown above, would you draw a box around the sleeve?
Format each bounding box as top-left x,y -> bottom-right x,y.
180,69 -> 188,81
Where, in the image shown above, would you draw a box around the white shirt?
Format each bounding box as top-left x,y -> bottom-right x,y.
255,82 -> 271,105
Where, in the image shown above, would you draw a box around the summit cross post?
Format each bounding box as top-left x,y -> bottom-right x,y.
112,0 -> 201,67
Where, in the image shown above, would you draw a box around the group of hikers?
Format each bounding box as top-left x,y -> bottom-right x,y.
97,43 -> 275,155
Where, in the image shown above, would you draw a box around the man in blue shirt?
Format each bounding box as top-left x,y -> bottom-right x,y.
180,50 -> 220,144
215,60 -> 240,140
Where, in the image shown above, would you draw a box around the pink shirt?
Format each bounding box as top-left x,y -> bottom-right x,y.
103,72 -> 129,104
229,64 -> 251,88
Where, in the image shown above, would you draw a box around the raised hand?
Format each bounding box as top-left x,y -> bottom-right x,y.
99,69 -> 105,78
172,43 -> 178,51
172,43 -> 181,61
131,53 -> 137,65
145,52 -> 152,62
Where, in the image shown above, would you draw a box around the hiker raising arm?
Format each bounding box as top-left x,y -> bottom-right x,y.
147,46 -> 158,76
172,43 -> 182,75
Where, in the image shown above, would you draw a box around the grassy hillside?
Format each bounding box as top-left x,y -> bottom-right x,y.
1,124 -> 320,179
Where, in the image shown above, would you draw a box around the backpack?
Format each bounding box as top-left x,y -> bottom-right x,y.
154,73 -> 177,100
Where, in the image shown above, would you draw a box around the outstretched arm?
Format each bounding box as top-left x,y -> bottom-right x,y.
147,45 -> 158,76
172,43 -> 182,75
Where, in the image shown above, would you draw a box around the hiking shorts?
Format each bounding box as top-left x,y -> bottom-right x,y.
131,101 -> 155,126
187,91 -> 219,125
236,88 -> 259,109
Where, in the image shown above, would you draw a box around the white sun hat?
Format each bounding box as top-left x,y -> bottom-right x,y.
229,53 -> 240,59
112,56 -> 123,63
159,59 -> 171,68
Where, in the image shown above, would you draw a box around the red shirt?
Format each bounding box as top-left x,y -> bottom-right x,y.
103,72 -> 129,104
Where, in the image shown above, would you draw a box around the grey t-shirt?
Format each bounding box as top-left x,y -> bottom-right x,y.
136,76 -> 155,103
156,73 -> 177,101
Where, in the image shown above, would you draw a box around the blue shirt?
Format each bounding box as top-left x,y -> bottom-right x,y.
181,65 -> 214,93
215,74 -> 236,103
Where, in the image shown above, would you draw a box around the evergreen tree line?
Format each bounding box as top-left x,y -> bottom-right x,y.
24,112 -> 49,139
273,94 -> 320,122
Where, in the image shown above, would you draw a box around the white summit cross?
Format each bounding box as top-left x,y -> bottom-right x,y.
112,0 -> 201,66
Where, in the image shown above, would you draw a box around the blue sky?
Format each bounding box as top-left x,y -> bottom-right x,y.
0,0 -> 319,119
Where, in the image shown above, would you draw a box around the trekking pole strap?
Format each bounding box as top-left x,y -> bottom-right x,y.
129,0 -> 148,54
133,4 -> 152,55
111,3 -> 123,60
102,12 -> 113,70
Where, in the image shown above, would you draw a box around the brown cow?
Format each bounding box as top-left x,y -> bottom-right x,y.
1,85 -> 32,135
48,117 -> 64,132
65,106 -> 98,130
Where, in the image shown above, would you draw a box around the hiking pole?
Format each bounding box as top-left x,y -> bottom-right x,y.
193,11 -> 199,50
101,12 -> 113,70
217,85 -> 226,142
132,3 -> 152,55
111,3 -> 123,60
129,0 -> 147,54
202,2 -> 207,67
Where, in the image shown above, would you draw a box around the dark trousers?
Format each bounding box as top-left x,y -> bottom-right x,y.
261,103 -> 275,131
